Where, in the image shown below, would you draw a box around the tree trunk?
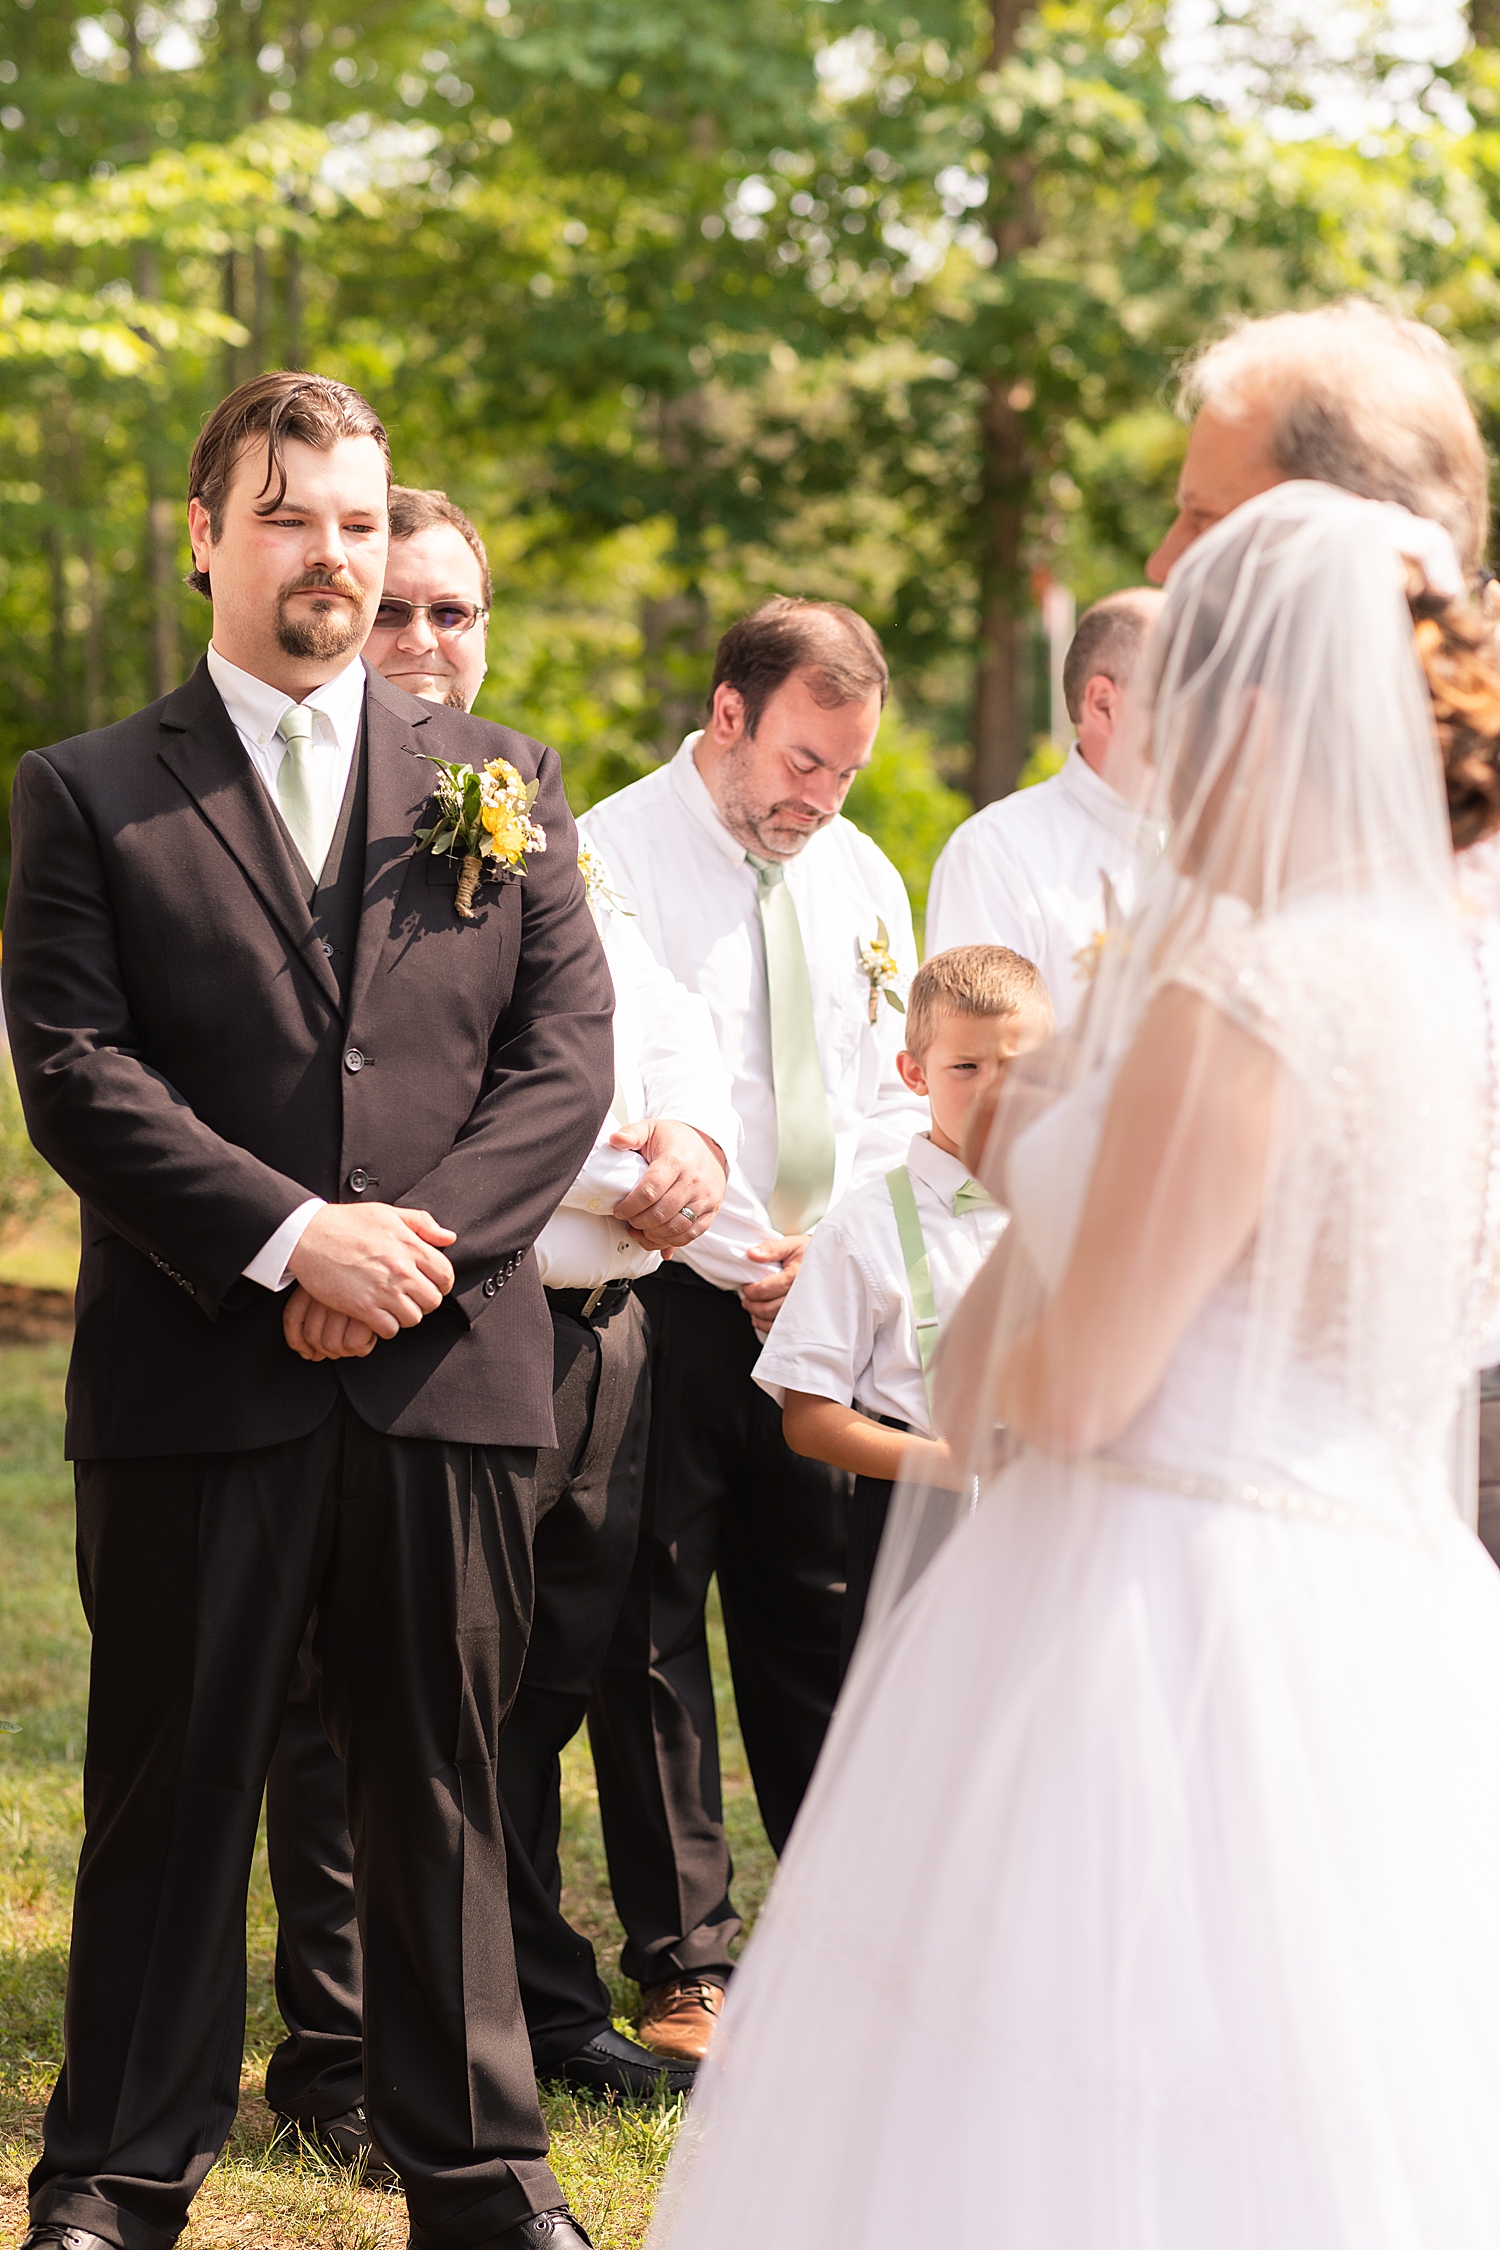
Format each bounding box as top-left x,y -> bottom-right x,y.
969,0 -> 1042,806
222,249 -> 243,394
132,244 -> 180,700
46,525 -> 71,741
285,238 -> 303,366
643,390 -> 713,756
641,592 -> 712,757
146,496 -> 181,698
82,543 -> 106,730
971,376 -> 1033,804
252,237 -> 270,372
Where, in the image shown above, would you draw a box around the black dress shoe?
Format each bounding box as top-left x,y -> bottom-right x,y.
551,2025 -> 695,2101
270,2102 -> 399,2187
410,2213 -> 594,2250
20,2228 -> 114,2250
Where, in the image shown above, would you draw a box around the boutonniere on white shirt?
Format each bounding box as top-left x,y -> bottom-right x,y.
578,839 -> 633,917
857,919 -> 905,1023
415,755 -> 547,921
1073,870 -> 1127,985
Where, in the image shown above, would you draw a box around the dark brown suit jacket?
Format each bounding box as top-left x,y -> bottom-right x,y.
2,659 -> 614,1458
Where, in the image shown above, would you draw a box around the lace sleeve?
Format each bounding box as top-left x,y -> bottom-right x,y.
1156,917 -> 1304,1066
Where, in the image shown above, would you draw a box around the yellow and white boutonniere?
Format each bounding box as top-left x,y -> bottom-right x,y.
415,754 -> 547,921
578,839 -> 633,917
858,919 -> 905,1024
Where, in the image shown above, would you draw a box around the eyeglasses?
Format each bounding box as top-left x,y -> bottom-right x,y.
371,597 -> 488,635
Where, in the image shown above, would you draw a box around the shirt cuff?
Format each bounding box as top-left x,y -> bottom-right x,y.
243,1198 -> 326,1292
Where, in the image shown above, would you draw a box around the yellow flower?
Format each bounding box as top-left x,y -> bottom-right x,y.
482,801 -> 533,859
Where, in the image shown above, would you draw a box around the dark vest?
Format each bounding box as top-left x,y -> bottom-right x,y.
266,711 -> 369,1003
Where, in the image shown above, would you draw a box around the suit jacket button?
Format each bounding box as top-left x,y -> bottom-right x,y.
348,1168 -> 369,1193
483,1275 -> 498,1297
321,939 -> 335,958
344,1048 -> 365,1073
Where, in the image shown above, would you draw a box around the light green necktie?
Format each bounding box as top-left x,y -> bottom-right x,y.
953,1177 -> 996,1215
275,702 -> 332,878
748,855 -> 836,1235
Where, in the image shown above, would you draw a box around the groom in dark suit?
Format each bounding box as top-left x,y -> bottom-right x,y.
3,371 -> 614,2250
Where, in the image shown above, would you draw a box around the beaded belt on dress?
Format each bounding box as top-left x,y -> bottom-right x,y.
1087,1453 -> 1434,1544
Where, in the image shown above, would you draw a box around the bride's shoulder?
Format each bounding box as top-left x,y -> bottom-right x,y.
1161,896 -> 1462,1071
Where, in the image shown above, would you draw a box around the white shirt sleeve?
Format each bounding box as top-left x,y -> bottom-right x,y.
558,1143 -> 648,1213
243,1197 -> 325,1291
753,1217 -> 887,1413
624,914 -> 742,1159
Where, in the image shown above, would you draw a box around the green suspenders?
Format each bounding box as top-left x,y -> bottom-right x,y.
886,1165 -> 939,1412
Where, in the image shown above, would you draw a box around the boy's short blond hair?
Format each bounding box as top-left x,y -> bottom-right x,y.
904,945 -> 1053,1059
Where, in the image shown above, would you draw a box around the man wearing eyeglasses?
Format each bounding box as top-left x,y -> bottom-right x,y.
263,486 -> 738,2153
362,486 -> 494,707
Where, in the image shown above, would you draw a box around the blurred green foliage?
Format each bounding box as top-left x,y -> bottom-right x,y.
0,0 -> 1497,894
0,1052 -> 64,1244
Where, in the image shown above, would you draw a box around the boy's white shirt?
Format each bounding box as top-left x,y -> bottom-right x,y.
752,1129 -> 1009,1442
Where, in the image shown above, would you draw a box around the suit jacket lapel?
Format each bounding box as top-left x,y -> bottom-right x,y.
156,659 -> 341,1014
345,664 -> 437,1026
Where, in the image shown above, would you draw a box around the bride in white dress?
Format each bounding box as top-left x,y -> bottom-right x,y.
648,482 -> 1500,2248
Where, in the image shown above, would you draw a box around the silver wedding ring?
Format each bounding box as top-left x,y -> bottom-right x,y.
680,1206 -> 697,1223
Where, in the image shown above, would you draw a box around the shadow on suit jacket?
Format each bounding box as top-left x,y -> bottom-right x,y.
1,658 -> 615,1459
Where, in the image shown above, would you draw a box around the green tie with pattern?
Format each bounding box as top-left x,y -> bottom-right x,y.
953,1177 -> 996,1215
748,855 -> 836,1235
275,702 -> 330,878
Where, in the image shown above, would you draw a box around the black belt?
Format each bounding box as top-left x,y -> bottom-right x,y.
545,1280 -> 635,1322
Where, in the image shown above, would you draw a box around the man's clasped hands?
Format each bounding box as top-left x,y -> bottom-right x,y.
283,1117 -> 727,1361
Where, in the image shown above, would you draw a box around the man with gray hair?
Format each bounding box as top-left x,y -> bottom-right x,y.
1148,296 -> 1488,586
926,587 -> 1166,1026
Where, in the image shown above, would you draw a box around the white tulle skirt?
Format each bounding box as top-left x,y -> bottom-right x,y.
647,1457 -> 1500,2249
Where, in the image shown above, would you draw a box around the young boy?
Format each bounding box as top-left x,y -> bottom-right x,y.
753,944 -> 1055,1673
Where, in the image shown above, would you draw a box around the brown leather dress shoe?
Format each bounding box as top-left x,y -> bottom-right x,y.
637,1976 -> 725,2062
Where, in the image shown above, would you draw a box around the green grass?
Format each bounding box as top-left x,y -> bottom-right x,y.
0,1342 -> 774,2249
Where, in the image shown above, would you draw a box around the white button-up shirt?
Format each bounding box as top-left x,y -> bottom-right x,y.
752,1130 -> 1009,1440
206,642 -> 366,831
579,734 -> 927,1293
206,645 -> 368,1290
924,745 -> 1168,1028
534,866 -> 741,1290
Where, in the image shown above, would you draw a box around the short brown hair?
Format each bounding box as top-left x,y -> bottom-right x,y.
709,596 -> 889,737
905,945 -> 1053,1059
1062,589 -> 1161,725
186,370 -> 391,596
388,484 -> 493,609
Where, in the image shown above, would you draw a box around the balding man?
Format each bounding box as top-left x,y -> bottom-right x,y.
1148,297 -> 1488,586
925,589 -> 1166,1026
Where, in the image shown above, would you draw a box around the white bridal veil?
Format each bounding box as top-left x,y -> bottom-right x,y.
868,478 -> 1493,1633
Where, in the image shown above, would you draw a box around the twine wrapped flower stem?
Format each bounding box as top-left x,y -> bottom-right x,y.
414,754 -> 547,920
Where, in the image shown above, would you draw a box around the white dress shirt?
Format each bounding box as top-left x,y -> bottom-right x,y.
752,1131 -> 1009,1440
206,644 -> 367,1290
533,864 -> 742,1290
579,734 -> 927,1294
924,745 -> 1168,1029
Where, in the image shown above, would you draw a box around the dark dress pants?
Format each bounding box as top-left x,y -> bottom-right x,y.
587,1262 -> 851,1989
30,1400 -> 561,2250
264,1290 -> 652,2105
